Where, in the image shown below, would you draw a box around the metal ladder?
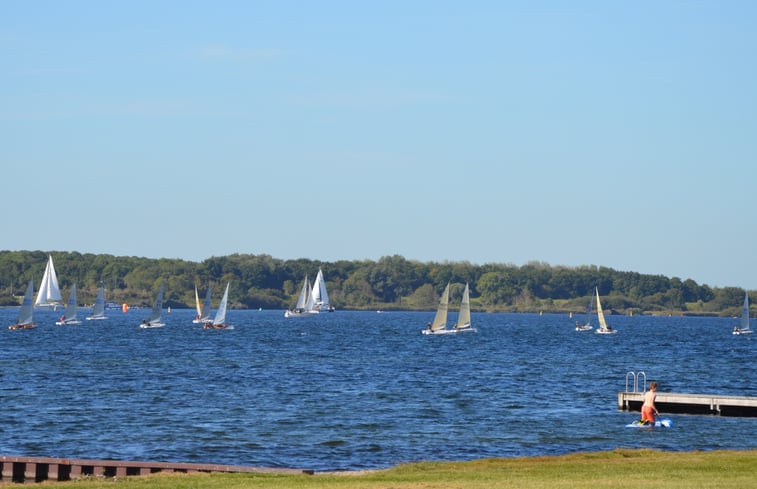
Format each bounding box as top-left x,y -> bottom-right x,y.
625,371 -> 646,393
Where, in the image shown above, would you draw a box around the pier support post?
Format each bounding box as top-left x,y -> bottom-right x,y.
49,463 -> 60,481
1,462 -> 11,483
24,462 -> 36,482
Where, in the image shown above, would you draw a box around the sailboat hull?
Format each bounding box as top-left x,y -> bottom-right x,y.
8,324 -> 36,330
285,309 -> 310,318
422,328 -> 477,335
422,328 -> 456,335
139,322 -> 165,329
55,319 -> 82,325
733,329 -> 753,335
203,322 -> 234,330
453,325 -> 477,333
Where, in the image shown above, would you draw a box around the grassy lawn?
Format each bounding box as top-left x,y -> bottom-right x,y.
20,449 -> 757,489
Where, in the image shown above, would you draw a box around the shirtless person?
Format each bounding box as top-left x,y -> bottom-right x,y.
641,381 -> 659,425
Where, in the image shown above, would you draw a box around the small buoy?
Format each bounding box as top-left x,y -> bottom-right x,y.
258,307 -> 263,311
168,306 -> 171,313
122,303 -> 129,313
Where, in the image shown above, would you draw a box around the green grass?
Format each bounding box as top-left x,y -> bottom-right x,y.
21,449 -> 757,489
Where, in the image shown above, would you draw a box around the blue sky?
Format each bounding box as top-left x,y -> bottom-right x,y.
3,1 -> 757,289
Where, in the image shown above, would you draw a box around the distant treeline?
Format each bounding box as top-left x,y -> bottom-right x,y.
0,250 -> 750,316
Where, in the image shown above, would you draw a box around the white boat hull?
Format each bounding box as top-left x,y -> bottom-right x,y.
139,322 -> 165,329
55,319 -> 82,325
596,328 -> 618,334
733,329 -> 753,335
422,328 -> 454,335
285,309 -> 312,317
453,326 -> 477,333
575,325 -> 593,331
422,327 -> 477,335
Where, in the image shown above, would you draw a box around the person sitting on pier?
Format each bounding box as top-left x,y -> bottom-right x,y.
640,381 -> 659,425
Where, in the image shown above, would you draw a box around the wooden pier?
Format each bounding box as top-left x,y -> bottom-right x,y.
0,455 -> 313,484
618,392 -> 757,417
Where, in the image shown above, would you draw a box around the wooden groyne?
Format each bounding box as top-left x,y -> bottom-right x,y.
0,455 -> 313,484
618,392 -> 757,417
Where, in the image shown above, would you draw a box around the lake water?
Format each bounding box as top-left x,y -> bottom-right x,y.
1,308 -> 755,471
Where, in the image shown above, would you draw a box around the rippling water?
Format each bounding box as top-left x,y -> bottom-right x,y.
1,308 -> 755,471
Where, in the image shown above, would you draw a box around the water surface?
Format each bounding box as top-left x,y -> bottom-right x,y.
1,308 -> 754,471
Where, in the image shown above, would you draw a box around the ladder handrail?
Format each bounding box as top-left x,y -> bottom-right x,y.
625,371 -> 635,392
625,371 -> 647,392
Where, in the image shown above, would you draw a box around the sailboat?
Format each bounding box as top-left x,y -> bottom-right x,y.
192,285 -> 212,323
575,295 -> 594,331
86,283 -> 107,320
55,283 -> 82,325
35,255 -> 62,308
8,279 -> 36,330
422,283 -> 450,335
733,292 -> 753,335
203,282 -> 233,329
285,276 -> 313,317
309,268 -> 334,313
139,283 -> 165,328
594,287 -> 617,334
452,282 -> 476,333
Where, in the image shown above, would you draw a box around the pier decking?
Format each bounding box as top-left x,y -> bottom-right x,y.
0,455 -> 313,484
618,392 -> 757,417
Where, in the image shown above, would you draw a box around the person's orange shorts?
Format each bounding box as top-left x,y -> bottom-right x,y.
641,405 -> 655,422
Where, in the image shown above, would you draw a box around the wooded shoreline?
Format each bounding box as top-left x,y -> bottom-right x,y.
0,250 -> 750,317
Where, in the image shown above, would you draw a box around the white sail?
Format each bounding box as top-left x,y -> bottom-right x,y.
140,283 -> 165,328
454,283 -> 472,331
311,268 -> 331,311
734,292 -> 753,335
576,296 -> 594,331
304,279 -> 316,313
192,285 -> 213,323
285,276 -> 313,317
87,284 -> 107,320
595,287 -> 616,334
212,282 -> 230,326
57,284 -> 81,325
201,287 -> 212,321
15,279 -> 36,326
194,286 -> 201,317
424,283 -> 450,333
150,284 -> 164,322
295,276 -> 309,309
311,270 -> 323,305
741,293 -> 750,331
35,255 -> 62,306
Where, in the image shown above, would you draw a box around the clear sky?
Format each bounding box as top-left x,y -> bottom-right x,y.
3,1 -> 756,289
